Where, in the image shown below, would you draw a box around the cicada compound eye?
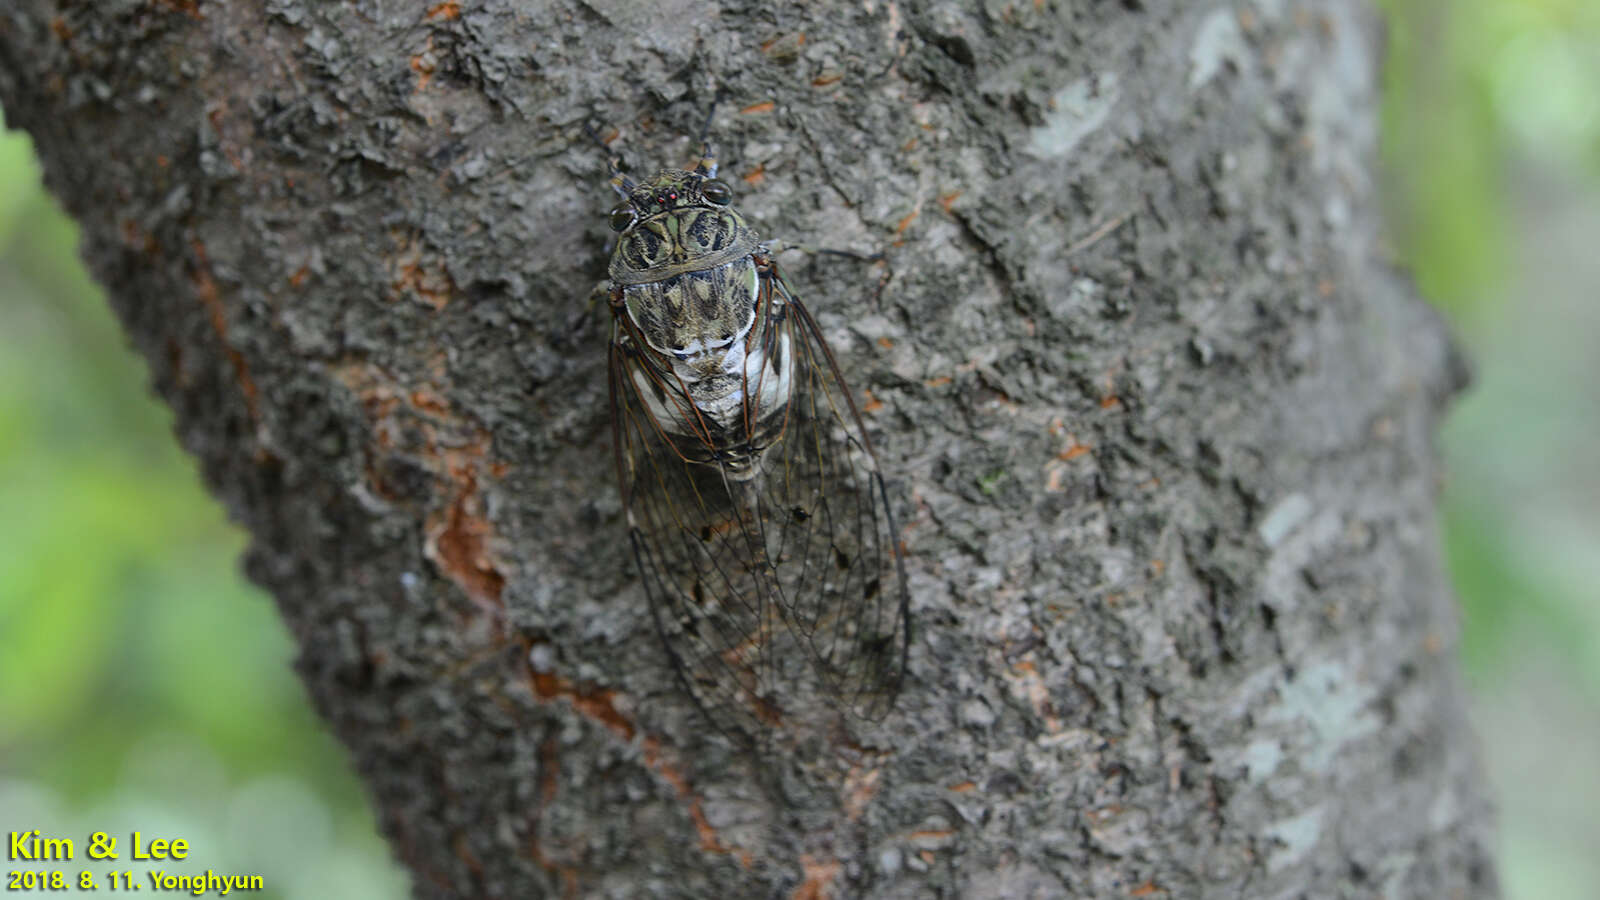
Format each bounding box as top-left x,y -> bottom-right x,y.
701,180 -> 733,205
609,204 -> 635,232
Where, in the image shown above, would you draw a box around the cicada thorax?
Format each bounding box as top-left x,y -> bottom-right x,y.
608,168 -> 790,479
610,205 -> 756,283
613,254 -> 794,479
608,169 -> 758,285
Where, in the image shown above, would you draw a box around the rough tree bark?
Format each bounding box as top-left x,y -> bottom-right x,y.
1,1 -> 1497,897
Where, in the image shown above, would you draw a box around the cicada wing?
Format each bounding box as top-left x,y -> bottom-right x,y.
609,332 -> 784,744
608,262 -> 910,742
749,263 -> 911,722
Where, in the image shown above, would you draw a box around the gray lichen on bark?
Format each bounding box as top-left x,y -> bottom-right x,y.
0,0 -> 1497,896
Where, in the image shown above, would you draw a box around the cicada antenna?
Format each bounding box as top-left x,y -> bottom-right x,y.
583,123 -> 637,197
692,96 -> 723,177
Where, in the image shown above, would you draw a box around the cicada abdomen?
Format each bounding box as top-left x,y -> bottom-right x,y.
597,129 -> 910,743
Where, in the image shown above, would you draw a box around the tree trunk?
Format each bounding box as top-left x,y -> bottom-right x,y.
0,1 -> 1498,896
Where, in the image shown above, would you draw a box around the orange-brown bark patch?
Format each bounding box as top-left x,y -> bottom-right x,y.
642,739 -> 752,866
390,230 -> 456,310
189,239 -> 261,425
1085,804 -> 1124,825
427,465 -> 506,605
760,33 -> 805,53
410,39 -> 437,92
151,0 -> 202,19
410,388 -> 451,417
1045,463 -> 1065,493
204,104 -> 245,172
842,765 -> 882,822
120,219 -> 158,255
523,737 -> 581,897
519,647 -> 753,868
1058,442 -> 1091,461
791,855 -> 842,900
528,669 -> 635,742
452,832 -> 484,877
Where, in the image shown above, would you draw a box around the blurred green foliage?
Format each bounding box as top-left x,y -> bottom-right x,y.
0,110 -> 405,899
1,2 -> 1596,897
1381,0 -> 1600,674
1381,0 -> 1600,325
1380,0 -> 1600,896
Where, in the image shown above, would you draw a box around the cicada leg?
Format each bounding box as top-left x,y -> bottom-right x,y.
763,238 -> 884,263
581,123 -> 638,197
692,102 -> 720,177
565,281 -> 613,337
760,241 -> 893,315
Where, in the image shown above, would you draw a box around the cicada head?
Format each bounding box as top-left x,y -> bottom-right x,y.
606,169 -> 759,286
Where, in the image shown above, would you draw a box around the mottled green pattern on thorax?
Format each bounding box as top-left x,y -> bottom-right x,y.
608,170 -> 758,285
622,257 -> 758,361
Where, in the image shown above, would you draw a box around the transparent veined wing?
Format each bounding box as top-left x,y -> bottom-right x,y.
608,256 -> 910,744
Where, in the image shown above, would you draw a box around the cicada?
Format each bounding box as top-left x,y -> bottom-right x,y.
596,128 -> 910,743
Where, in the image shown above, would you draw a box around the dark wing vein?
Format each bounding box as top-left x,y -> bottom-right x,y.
764,268 -> 909,717
609,261 -> 910,743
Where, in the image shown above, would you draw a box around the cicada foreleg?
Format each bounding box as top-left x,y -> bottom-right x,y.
692,100 -> 720,178
761,241 -> 893,314
567,281 -> 613,337
763,239 -> 884,264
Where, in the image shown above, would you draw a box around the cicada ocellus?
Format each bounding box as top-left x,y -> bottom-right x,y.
595,127 -> 910,743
